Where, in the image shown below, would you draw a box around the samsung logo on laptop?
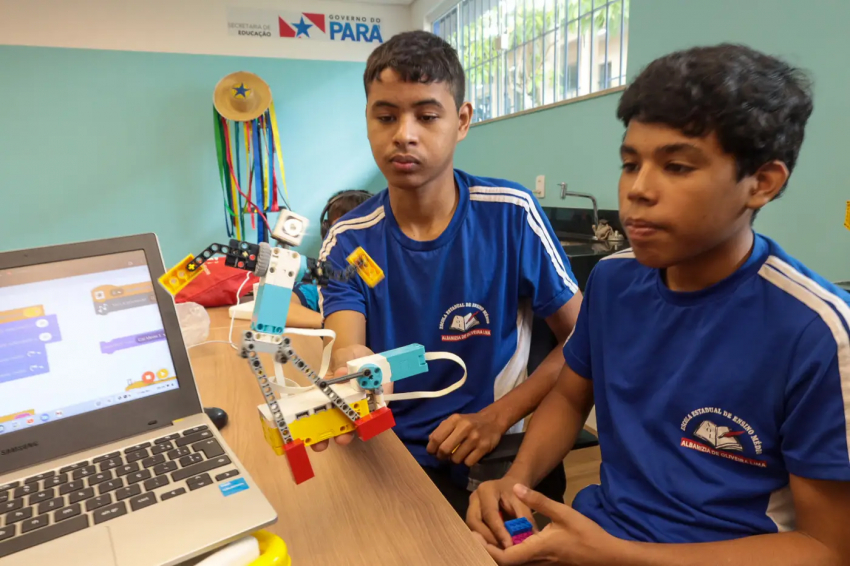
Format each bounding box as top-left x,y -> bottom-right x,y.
0,442 -> 39,456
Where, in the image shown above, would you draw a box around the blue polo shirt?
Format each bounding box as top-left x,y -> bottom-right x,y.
565,234 -> 850,543
319,170 -> 578,477
292,283 -> 319,312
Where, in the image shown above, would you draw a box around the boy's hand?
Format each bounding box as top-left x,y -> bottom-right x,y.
310,344 -> 378,453
467,476 -> 536,548
473,484 -> 625,566
327,343 -> 391,394
427,409 -> 508,466
327,344 -> 376,379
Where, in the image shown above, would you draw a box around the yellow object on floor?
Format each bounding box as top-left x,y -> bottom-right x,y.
250,531 -> 291,566
192,531 -> 290,566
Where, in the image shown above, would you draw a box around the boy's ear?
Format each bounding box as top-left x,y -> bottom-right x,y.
457,101 -> 474,141
746,160 -> 790,211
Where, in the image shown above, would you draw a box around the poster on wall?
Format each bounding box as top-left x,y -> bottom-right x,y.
227,7 -> 389,44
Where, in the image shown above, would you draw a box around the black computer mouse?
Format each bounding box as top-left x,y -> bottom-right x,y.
204,407 -> 229,431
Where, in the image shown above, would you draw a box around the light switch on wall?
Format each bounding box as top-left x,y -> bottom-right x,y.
534,175 -> 545,198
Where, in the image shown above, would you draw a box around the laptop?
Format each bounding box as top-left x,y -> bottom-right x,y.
0,234 -> 277,565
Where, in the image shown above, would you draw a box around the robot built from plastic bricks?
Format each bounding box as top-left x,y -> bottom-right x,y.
158,211 -> 466,484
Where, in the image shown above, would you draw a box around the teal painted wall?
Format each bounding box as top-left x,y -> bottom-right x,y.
0,46 -> 384,266
455,0 -> 850,280
456,90 -> 624,210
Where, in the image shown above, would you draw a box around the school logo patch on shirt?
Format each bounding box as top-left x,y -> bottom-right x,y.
680,407 -> 767,468
439,302 -> 492,341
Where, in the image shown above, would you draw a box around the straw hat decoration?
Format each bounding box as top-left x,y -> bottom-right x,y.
213,71 -> 272,122
213,71 -> 290,243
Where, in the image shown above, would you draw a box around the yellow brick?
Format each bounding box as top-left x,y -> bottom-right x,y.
290,399 -> 370,446
158,254 -> 205,295
259,412 -> 285,456
260,400 -> 370,450
346,247 -> 385,288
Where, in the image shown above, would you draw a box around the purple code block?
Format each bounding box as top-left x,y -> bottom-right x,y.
511,531 -> 532,545
0,343 -> 49,384
0,315 -> 61,344
100,330 -> 166,355
0,315 -> 61,384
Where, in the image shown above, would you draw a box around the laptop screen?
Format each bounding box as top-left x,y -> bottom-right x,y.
0,250 -> 179,437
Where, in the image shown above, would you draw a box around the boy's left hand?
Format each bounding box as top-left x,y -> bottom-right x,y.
427,410 -> 508,466
474,484 -> 625,566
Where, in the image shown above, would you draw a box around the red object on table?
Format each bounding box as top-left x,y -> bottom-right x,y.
174,257 -> 258,307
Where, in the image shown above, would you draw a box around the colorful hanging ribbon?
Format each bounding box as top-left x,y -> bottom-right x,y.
268,102 -> 289,203
212,99 -> 290,244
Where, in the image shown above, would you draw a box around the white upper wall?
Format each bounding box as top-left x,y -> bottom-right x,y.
0,0 -> 413,62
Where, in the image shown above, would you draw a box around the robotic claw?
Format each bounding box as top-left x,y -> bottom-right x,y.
157,211 -> 463,484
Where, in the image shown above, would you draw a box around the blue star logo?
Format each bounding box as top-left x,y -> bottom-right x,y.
293,17 -> 313,38
232,83 -> 250,98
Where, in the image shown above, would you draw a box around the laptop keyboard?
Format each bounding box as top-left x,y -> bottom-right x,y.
0,425 -> 242,559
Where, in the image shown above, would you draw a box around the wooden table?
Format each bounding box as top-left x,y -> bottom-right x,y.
189,308 -> 494,566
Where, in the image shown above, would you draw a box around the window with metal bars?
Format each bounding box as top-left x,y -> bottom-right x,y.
432,0 -> 629,122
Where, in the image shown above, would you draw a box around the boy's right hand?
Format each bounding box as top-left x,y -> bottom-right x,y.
310,344 -> 378,453
467,476 -> 537,549
328,344 -> 376,379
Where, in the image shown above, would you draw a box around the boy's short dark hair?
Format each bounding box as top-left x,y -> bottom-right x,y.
321,190 -> 372,239
326,190 -> 371,222
617,44 -> 814,197
364,30 -> 466,111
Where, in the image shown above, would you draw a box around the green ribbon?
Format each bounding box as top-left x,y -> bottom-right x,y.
213,106 -> 236,236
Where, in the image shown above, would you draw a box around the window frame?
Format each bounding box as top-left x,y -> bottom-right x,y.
432,0 -> 630,125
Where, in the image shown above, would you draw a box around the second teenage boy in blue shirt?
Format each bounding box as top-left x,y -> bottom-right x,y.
313,31 -> 582,516
468,44 -> 850,565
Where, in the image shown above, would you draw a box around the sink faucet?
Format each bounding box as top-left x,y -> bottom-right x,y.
559,182 -> 599,240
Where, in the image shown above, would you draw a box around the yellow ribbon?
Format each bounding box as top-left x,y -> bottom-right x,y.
844,200 -> 850,231
268,102 -> 290,202
228,121 -> 241,240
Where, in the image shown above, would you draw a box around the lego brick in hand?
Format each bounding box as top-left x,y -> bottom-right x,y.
505,517 -> 533,545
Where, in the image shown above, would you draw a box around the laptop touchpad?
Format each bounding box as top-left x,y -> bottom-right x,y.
5,526 -> 117,566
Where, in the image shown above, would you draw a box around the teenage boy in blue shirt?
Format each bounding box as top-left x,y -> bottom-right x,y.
314,31 -> 583,516
468,44 -> 850,565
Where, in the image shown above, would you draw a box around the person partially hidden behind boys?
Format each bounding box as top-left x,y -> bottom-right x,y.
314,31 -> 583,517
467,44 -> 850,565
286,190 -> 372,329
